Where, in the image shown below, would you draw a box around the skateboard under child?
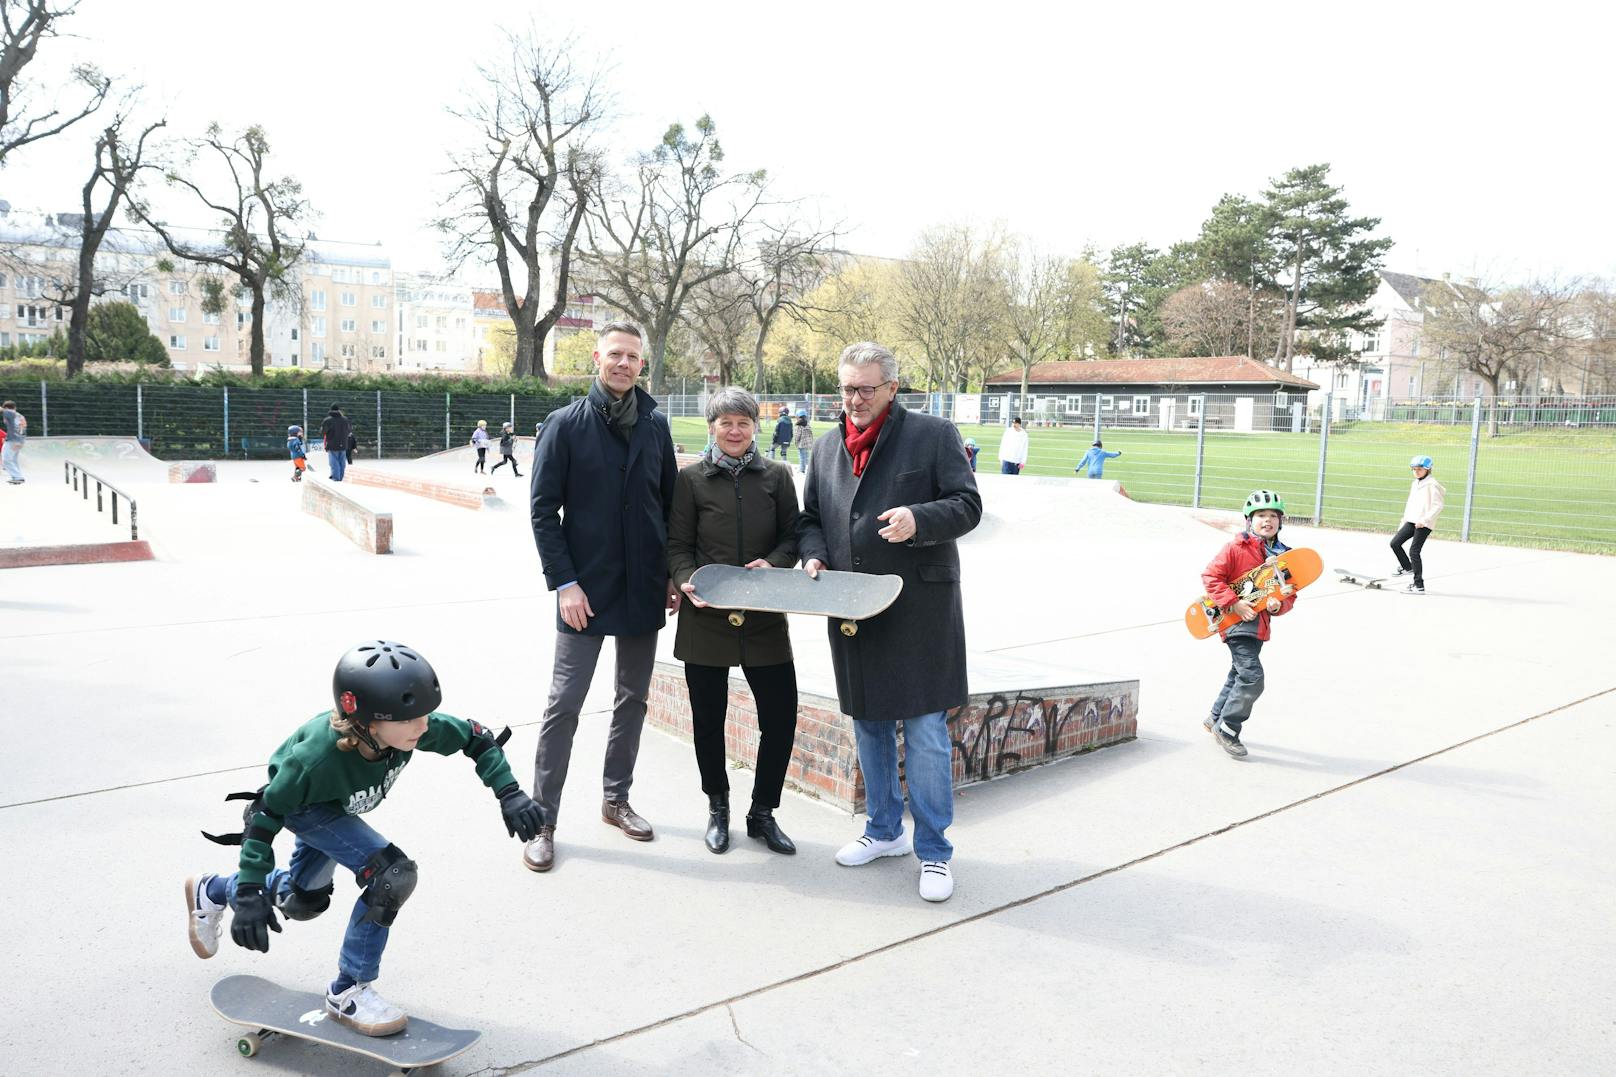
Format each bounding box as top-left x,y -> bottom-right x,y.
210,974 -> 480,1075
688,564 -> 903,637
1184,547 -> 1323,640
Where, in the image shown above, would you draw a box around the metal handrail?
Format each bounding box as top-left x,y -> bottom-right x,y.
63,460 -> 139,540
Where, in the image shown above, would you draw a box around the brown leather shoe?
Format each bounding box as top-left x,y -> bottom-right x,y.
601,799 -> 654,841
522,825 -> 556,872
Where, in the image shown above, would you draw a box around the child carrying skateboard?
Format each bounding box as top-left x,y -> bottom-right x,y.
1199,490 -> 1298,758
185,641 -> 543,1036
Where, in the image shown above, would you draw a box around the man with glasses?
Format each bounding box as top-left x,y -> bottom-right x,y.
799,342 -> 982,902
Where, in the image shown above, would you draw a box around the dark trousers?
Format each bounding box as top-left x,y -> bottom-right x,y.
684,661 -> 798,810
1390,522 -> 1431,586
1210,635 -> 1265,735
491,452 -> 520,474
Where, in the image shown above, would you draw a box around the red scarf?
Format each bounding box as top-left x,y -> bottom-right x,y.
842,405 -> 891,477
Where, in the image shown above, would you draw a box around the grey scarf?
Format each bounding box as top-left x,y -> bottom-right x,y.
589,379 -> 639,442
705,441 -> 757,475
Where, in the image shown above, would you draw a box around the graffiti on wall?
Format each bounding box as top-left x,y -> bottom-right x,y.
944,690 -> 1131,783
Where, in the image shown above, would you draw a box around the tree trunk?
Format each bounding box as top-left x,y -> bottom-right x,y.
514,324 -> 538,380
1482,371 -> 1501,437
1282,243 -> 1304,372
649,331 -> 668,393
249,284 -> 267,376
66,292 -> 93,377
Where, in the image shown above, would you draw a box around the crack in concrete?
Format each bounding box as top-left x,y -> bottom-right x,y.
727,1003 -> 763,1054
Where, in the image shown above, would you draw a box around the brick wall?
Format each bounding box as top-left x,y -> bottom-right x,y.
647,662 -> 1138,813
300,479 -> 393,553
345,466 -> 494,510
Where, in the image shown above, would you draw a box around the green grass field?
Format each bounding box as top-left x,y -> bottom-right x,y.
668,417 -> 1616,555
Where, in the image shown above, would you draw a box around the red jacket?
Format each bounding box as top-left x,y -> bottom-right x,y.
1202,532 -> 1297,641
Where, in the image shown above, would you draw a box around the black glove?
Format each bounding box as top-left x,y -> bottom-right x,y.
231,884 -> 282,953
497,783 -> 544,841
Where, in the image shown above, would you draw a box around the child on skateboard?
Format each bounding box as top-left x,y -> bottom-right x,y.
1199,490 -> 1298,758
287,426 -> 308,482
1391,455 -> 1445,594
185,641 -> 543,1036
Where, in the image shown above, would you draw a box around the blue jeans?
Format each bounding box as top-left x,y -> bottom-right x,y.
854,711 -> 954,862
1210,635 -> 1265,735
328,450 -> 347,481
1000,460 -> 1019,475
796,446 -> 809,473
207,805 -> 392,983
2,441 -> 22,481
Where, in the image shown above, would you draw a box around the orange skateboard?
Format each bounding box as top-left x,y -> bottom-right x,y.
1184,547 -> 1323,640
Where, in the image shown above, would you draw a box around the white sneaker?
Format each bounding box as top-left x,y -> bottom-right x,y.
918,860 -> 954,902
835,833 -> 913,867
185,874 -> 225,959
326,982 -> 409,1037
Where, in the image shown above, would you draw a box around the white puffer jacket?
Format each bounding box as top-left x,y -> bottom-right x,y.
1403,475 -> 1446,529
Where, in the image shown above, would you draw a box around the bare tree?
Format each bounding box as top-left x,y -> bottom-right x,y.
580,114 -> 767,392
129,123 -> 311,375
1421,278 -> 1576,435
1160,279 -> 1287,359
439,28 -> 604,381
737,216 -> 838,391
1002,244 -> 1073,408
894,224 -> 1008,390
0,1 -> 107,166
681,271 -> 753,386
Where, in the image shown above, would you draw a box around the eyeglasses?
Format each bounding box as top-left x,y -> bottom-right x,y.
839,382 -> 891,399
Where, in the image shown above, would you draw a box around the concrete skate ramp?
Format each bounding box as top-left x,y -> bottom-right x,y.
300,477 -> 393,553
15,436 -> 167,483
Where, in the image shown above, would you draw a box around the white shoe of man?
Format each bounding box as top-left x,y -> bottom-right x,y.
326,982 -> 409,1037
835,833 -> 913,867
918,860 -> 954,902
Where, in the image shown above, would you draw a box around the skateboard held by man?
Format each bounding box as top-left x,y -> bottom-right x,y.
688,564 -> 902,637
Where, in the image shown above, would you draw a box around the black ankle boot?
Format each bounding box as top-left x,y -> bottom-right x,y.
745,807 -> 796,855
705,794 -> 730,854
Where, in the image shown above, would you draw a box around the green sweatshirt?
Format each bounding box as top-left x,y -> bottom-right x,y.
236,711 -> 517,887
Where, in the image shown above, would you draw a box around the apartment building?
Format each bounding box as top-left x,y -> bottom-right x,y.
395,272 -> 477,371
266,240 -> 394,371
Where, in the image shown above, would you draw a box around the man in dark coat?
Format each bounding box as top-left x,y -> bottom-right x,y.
319,405 -> 351,481
799,341 -> 981,903
523,320 -> 679,873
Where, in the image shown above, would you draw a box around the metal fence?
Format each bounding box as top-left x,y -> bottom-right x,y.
0,381 -> 579,460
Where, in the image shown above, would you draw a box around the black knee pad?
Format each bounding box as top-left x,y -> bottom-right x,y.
358,843 -> 418,927
276,881 -> 334,921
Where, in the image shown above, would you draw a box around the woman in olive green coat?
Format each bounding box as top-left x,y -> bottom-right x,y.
667,387 -> 802,856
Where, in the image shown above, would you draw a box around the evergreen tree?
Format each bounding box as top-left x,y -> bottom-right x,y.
85,301 -> 169,365
1102,242 -> 1173,356
1262,163 -> 1392,370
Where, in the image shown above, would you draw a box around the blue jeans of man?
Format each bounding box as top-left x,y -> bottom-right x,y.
1000,460 -> 1019,475
328,449 -> 347,481
1210,635 -> 1265,736
206,804 -> 392,983
854,710 -> 954,861
1,441 -> 22,481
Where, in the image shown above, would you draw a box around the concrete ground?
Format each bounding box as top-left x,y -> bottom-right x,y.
1,451 -> 1611,1076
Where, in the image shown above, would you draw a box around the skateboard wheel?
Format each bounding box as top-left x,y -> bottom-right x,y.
839,620 -> 857,637
727,612 -> 745,628
237,1034 -> 261,1058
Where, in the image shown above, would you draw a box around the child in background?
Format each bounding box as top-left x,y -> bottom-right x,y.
287,425 -> 308,482
185,641 -> 543,1036
470,420 -> 490,473
1199,490 -> 1297,759
490,420 -> 522,476
1075,440 -> 1121,478
963,437 -> 979,472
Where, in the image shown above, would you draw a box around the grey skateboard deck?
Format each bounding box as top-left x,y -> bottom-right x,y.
1336,568 -> 1387,589
210,974 -> 480,1073
688,564 -> 902,637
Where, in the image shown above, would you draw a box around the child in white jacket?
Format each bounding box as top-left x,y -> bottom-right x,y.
1391,455 -> 1445,594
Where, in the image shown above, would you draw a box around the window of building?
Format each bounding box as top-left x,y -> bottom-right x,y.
22,276 -> 42,297
291,328 -> 299,341
371,345 -> 386,359
340,343 -> 356,359
1100,395 -> 1115,411
416,315 -> 428,328
435,340 -> 446,352
203,311 -> 220,325
454,317 -> 466,329
340,291 -> 356,307
0,273 -> 8,288
0,333 -> 8,346
310,289 -> 327,311
236,311 -> 249,328
340,318 -> 356,332
203,336 -> 220,352
1361,331 -> 1381,353
124,281 -> 149,301
332,268 -> 350,283
370,319 -> 386,333
414,338 -> 427,352
311,342 -> 325,363
371,294 -> 387,308
1064,395 -> 1082,412
167,305 -> 187,323
169,334 -> 186,350
169,280 -> 186,295
1132,395 -> 1151,413
312,317 -> 326,337
1187,396 -> 1203,417
1118,398 -> 1133,413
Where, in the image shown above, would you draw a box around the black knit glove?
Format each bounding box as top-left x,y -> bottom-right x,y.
497,783 -> 544,841
231,884 -> 282,953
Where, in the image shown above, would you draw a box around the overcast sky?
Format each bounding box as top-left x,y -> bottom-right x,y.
5,0 -> 1610,285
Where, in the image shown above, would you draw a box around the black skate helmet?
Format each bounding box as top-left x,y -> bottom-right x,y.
332,641 -> 442,731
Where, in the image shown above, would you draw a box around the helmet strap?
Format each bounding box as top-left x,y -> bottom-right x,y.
351,719 -> 393,761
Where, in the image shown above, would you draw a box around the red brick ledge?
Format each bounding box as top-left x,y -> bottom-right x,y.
0,540 -> 155,569
300,479 -> 393,553
344,467 -> 497,510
